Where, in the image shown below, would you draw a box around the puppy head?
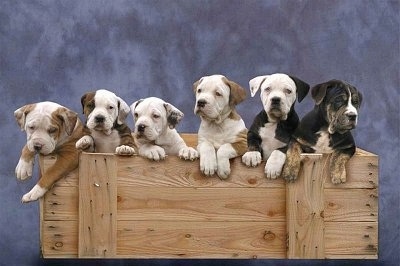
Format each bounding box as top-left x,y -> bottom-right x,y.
249,73 -> 310,121
193,74 -> 246,123
81,89 -> 130,134
15,102 -> 78,155
311,79 -> 362,134
131,97 -> 184,142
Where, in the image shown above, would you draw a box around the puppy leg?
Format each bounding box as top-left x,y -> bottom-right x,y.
138,144 -> 166,161
265,150 -> 286,179
116,126 -> 136,155
179,146 -> 199,161
198,141 -> 217,176
242,151 -> 262,167
216,144 -> 238,179
75,135 -> 95,152
330,151 -> 351,184
15,145 -> 35,181
116,145 -> 135,156
282,141 -> 302,182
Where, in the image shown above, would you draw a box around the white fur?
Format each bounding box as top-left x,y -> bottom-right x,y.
265,150 -> 286,179
15,157 -> 34,181
259,122 -> 286,158
21,184 -> 47,203
312,130 -> 334,153
345,87 -> 358,124
131,97 -> 198,161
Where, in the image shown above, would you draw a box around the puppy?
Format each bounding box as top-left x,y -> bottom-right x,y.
15,101 -> 84,202
282,79 -> 362,184
76,89 -> 135,155
193,74 -> 248,179
242,73 -> 310,179
130,97 -> 198,161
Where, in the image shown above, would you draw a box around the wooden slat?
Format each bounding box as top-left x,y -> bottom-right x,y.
117,187 -> 285,222
78,153 -> 117,258
118,156 -> 285,188
325,221 -> 378,257
41,221 -> 78,258
324,188 -> 378,222
286,154 -> 325,259
117,221 -> 286,258
39,155 -> 78,187
42,186 -> 78,221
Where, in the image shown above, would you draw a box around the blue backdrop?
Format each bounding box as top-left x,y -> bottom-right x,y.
0,1 -> 398,265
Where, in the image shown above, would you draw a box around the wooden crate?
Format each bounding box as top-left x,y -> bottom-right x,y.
39,134 -> 378,259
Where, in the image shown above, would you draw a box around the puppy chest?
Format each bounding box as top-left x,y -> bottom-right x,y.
92,130 -> 121,153
312,131 -> 334,153
259,123 -> 286,158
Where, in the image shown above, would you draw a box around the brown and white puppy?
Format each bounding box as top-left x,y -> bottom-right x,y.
193,74 -> 248,179
130,97 -> 198,161
242,73 -> 310,179
76,89 -> 135,155
15,101 -> 84,202
282,79 -> 362,184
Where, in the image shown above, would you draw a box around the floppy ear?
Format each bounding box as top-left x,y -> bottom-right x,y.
289,75 -> 310,103
164,102 -> 184,129
192,77 -> 204,93
80,92 -> 95,116
54,107 -> 78,136
249,76 -> 268,97
311,82 -> 329,105
130,99 -> 143,121
116,97 -> 131,125
14,104 -> 36,131
222,77 -> 246,106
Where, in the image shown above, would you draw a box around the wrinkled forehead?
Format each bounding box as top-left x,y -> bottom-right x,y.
262,75 -> 296,91
198,77 -> 229,93
94,90 -> 118,107
325,82 -> 357,100
136,98 -> 166,115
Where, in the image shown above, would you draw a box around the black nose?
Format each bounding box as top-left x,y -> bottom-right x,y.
197,99 -> 207,108
347,114 -> 357,121
137,124 -> 146,132
271,97 -> 281,105
95,115 -> 105,123
34,144 -> 42,151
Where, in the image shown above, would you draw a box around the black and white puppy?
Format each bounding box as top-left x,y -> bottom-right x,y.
242,73 -> 310,179
282,79 -> 362,184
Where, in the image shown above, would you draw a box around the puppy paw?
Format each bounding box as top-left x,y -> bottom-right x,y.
15,158 -> 34,181
217,158 -> 231,180
116,145 -> 135,156
265,150 -> 286,179
282,163 -> 300,182
142,146 -> 166,161
242,151 -> 262,167
75,136 -> 94,151
200,155 -> 217,176
21,185 -> 47,203
179,147 -> 199,161
331,168 -> 347,184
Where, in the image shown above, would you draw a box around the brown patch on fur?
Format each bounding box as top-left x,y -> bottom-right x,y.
192,78 -> 204,93
222,77 -> 246,106
228,109 -> 241,121
80,91 -> 96,118
330,151 -> 351,184
14,103 -> 37,130
52,107 -> 78,136
231,129 -> 248,156
282,140 -> 303,182
115,123 -> 137,150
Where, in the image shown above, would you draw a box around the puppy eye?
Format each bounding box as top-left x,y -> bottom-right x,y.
134,113 -> 138,119
153,114 -> 160,119
264,87 -> 271,92
352,98 -> 359,106
48,127 -> 57,134
197,88 -> 202,93
215,91 -> 222,97
284,88 -> 292,94
108,105 -> 114,110
28,126 -> 35,131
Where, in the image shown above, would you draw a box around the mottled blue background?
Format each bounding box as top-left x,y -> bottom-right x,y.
0,0 -> 398,265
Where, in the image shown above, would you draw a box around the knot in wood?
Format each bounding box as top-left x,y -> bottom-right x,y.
263,230 -> 276,241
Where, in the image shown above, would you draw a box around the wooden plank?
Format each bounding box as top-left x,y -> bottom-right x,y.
324,188 -> 378,222
117,221 -> 286,258
41,220 -> 78,258
118,156 -> 285,188
42,186 -> 78,221
325,221 -> 378,257
286,154 -> 325,259
78,153 -> 117,258
39,155 -> 78,187
117,187 -> 285,222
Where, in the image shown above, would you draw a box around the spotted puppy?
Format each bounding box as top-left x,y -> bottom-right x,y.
76,89 -> 136,155
242,73 -> 310,179
15,102 -> 84,202
282,79 -> 362,184
130,97 -> 198,161
194,74 -> 248,179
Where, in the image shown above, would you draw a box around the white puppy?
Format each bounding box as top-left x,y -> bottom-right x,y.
130,97 -> 198,161
194,74 -> 248,179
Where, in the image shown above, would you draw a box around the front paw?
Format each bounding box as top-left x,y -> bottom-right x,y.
21,184 -> 47,203
76,136 -> 94,151
331,168 -> 347,184
200,154 -> 217,176
265,150 -> 286,179
141,146 -> 166,161
282,162 -> 300,182
15,158 -> 34,181
217,158 -> 231,180
116,145 -> 135,156
179,147 -> 199,161
242,151 -> 262,167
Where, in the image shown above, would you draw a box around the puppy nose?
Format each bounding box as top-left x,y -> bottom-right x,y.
271,97 -> 281,105
95,115 -> 105,123
347,113 -> 357,121
197,99 -> 207,108
137,124 -> 146,132
34,144 -> 43,151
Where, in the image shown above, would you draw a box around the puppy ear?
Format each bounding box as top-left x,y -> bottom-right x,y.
249,76 -> 268,97
80,92 -> 95,116
54,107 -> 78,136
192,77 -> 204,93
164,102 -> 184,129
117,97 -> 130,125
130,99 -> 143,120
289,75 -> 310,103
222,77 -> 246,106
311,82 -> 328,105
14,104 -> 36,131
